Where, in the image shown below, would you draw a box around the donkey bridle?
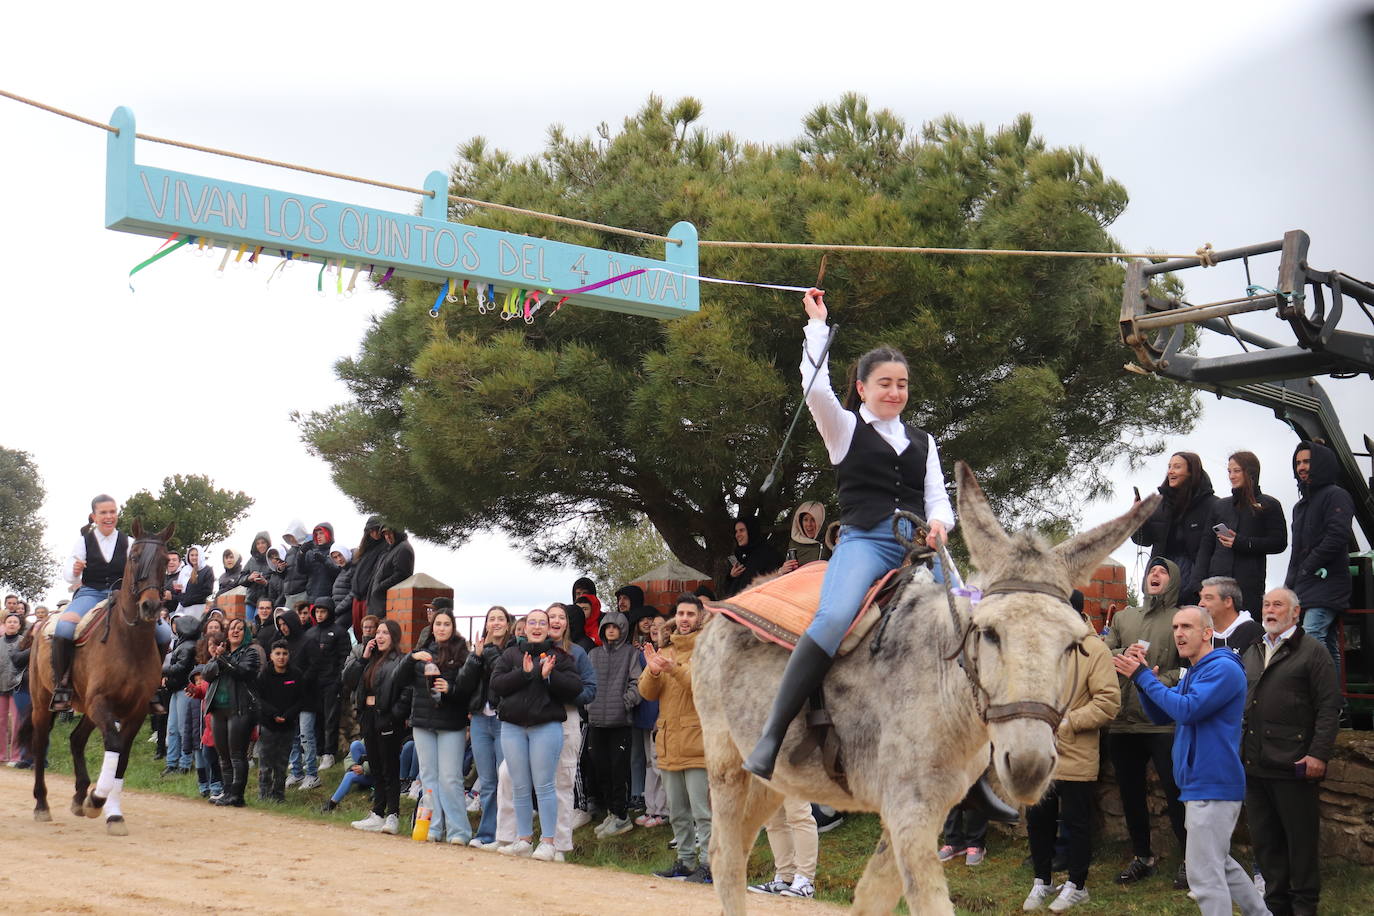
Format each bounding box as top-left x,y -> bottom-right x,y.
948,571 -> 1086,731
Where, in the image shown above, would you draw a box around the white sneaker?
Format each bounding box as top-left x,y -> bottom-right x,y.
1022,878 -> 1057,911
381,814 -> 400,835
748,879 -> 790,895
1049,881 -> 1089,912
532,841 -> 557,861
296,776 -> 321,790
318,754 -> 336,770
284,774 -> 302,789
593,813 -> 617,837
447,835 -> 470,845
499,839 -> 534,857
553,851 -> 566,863
466,792 -> 481,813
351,813 -> 385,832
780,877 -> 815,898
602,815 -> 634,837
569,808 -> 593,830
407,782 -> 423,801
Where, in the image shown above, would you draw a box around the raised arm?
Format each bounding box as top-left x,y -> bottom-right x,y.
799,290 -> 855,465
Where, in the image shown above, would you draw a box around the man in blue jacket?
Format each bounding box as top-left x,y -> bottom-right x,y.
1113,606 -> 1269,916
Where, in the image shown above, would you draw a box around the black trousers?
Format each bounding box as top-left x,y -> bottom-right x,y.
1028,779 -> 1095,888
942,806 -> 988,850
1246,777 -> 1321,916
361,709 -> 403,817
210,709 -> 254,798
257,724 -> 295,800
587,726 -> 632,819
315,683 -> 341,758
1108,731 -> 1186,858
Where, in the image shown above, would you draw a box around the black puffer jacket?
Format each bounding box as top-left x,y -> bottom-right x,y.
350,516 -> 386,603
1196,486 -> 1288,614
1130,471 -> 1219,604
461,635 -> 515,716
300,523 -> 340,602
367,528 -> 415,615
202,641 -> 263,717
1285,441 -> 1356,611
217,551 -> 250,594
243,531 -> 274,607
354,651 -> 413,732
408,637 -> 477,731
331,565 -> 354,609
161,614 -> 203,691
490,641 -> 583,727
302,600 -> 351,689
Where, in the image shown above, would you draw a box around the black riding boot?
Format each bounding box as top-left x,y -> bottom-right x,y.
216,758 -> 248,807
743,635 -> 834,780
48,635 -> 76,712
962,773 -> 1020,824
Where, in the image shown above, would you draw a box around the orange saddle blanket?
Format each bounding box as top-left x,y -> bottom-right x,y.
708,561 -> 899,656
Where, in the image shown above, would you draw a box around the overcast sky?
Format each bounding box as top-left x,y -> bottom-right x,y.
3,0 -> 1370,617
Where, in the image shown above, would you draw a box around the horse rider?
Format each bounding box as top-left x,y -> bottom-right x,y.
50,494 -> 172,712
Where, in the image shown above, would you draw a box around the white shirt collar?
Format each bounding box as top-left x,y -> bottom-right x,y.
858,403 -> 903,432
1262,623 -> 1298,650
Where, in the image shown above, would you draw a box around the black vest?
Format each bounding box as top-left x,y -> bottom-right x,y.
836,414 -> 929,531
82,529 -> 129,591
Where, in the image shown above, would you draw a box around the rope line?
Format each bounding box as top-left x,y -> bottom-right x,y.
3,87 -> 1213,262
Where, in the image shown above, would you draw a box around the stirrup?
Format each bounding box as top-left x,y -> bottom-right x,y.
50,685 -> 73,713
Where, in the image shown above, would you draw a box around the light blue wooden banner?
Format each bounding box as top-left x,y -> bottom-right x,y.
104,107 -> 699,319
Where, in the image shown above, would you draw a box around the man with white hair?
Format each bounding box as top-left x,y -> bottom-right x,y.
1114,606 -> 1268,916
1240,587 -> 1341,916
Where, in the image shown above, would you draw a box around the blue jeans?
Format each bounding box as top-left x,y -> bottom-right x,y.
470,714 -> 504,842
330,740 -> 374,803
1302,607 -> 1343,686
413,727 -> 471,842
807,517 -> 940,655
400,739 -> 418,781
501,720 -> 563,840
196,744 -> 222,795
167,690 -> 200,769
290,710 -> 318,779
56,586 -> 110,639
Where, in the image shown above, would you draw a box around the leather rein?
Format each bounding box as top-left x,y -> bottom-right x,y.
888,511 -> 1082,731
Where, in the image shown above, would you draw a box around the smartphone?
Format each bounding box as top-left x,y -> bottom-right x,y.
1294,761 -> 1307,779
786,548 -> 798,564
1213,523 -> 1236,537
728,554 -> 740,568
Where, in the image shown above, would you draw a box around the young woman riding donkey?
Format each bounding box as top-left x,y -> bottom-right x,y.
693,289 -> 1159,914
21,495 -> 175,835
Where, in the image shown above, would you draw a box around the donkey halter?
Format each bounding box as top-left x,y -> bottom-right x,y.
887,510 -> 1082,731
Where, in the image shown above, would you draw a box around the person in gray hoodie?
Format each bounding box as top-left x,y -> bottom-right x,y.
243,531 -> 274,608
585,611 -> 643,838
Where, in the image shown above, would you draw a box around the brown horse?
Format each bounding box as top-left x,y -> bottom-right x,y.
20,520 -> 172,835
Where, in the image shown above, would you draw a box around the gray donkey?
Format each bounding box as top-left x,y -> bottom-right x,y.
693,462 -> 1159,914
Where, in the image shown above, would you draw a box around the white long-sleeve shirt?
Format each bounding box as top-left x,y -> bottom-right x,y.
62,527 -> 124,584
800,318 -> 956,531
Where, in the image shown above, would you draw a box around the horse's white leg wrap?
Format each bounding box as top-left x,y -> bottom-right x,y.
105,778 -> 124,818
95,750 -> 119,797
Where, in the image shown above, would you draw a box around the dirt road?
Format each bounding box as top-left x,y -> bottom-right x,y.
0,769 -> 832,914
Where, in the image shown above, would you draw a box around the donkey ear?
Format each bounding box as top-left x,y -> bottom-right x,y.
954,462 -> 1011,568
1054,494 -> 1161,586
159,522 -> 176,544
132,518 -> 144,539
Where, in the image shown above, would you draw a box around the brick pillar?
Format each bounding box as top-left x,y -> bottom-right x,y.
386,573 -> 453,652
1075,561 -> 1130,633
215,586 -> 248,622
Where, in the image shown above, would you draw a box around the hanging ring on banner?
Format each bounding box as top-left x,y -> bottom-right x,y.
446,278 -> 460,303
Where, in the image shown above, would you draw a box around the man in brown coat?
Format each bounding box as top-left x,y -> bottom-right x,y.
1023,592 -> 1122,912
1242,587 -> 1341,916
640,593 -> 712,884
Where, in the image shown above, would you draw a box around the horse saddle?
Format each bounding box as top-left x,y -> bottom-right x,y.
40,600 -> 112,648
708,560 -> 917,656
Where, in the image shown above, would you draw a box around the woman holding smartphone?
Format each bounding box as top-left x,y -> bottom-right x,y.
202,617 -> 262,807
1195,451 -> 1287,615
461,606 -> 515,848
409,608 -> 475,844
350,619 -> 412,835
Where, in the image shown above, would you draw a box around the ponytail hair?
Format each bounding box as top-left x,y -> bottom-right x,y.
843,347 -> 909,411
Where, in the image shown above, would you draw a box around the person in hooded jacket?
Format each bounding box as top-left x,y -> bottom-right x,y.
565,601 -> 596,654
349,516 -> 385,638
460,606 -> 515,848
202,617 -> 262,807
367,523 -> 415,616
329,546 -> 354,609
350,619 -> 413,835
1130,451 -> 1219,605
265,547 -> 289,608
273,609 -> 319,789
304,597 -> 352,767
242,532 -> 274,608
1285,440 -> 1356,683
572,577 -> 602,645
161,613 -> 203,776
409,607 -> 477,844
1104,558 -> 1189,887
256,639 -> 304,803
783,501 -> 830,570
585,610 -> 643,837
280,520 -> 311,610
217,549 -> 250,594
1194,451 -> 1287,617
721,515 -> 783,599
300,522 -> 341,604
177,545 -> 215,618
614,584 -> 652,636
